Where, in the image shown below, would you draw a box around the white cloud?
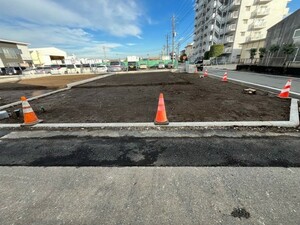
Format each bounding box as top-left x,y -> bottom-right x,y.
0,0 -> 143,37
0,0 -> 146,57
126,43 -> 137,46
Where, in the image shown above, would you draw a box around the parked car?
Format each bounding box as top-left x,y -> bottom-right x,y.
81,64 -> 91,73
66,64 -> 80,74
157,62 -> 165,69
22,68 -> 36,75
139,64 -> 147,70
35,66 -> 51,74
194,59 -> 203,71
167,62 -> 174,69
128,61 -> 138,71
0,68 -> 5,75
95,65 -> 108,73
50,65 -> 67,74
4,67 -> 21,75
108,61 -> 127,72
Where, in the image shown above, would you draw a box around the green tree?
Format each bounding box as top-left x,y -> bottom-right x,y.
267,44 -> 280,66
258,47 -> 266,62
249,48 -> 257,63
204,51 -> 210,60
209,44 -> 224,58
180,54 -> 188,62
282,43 -> 296,67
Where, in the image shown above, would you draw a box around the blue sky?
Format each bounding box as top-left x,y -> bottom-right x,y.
0,0 -> 298,59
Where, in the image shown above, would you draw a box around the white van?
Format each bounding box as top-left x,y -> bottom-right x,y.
50,65 -> 67,75
66,64 -> 80,74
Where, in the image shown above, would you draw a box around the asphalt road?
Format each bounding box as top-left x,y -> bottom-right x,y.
206,68 -> 300,97
1,134 -> 300,167
1,130 -> 300,225
1,166 -> 299,225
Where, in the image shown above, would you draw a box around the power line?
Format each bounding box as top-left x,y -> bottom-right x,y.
176,21 -> 194,42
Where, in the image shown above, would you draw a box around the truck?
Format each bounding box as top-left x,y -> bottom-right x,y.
127,56 -> 139,62
127,56 -> 140,71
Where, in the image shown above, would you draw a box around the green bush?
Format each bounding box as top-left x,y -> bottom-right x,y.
204,51 -> 210,60
209,44 -> 224,58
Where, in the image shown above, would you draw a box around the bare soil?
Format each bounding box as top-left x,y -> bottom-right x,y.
0,74 -> 97,106
1,72 -> 290,123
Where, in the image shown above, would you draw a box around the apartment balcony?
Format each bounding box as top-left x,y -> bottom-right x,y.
227,11 -> 239,22
224,47 -> 232,54
249,21 -> 266,30
225,35 -> 234,43
215,13 -> 224,24
228,0 -> 241,11
245,34 -> 264,42
254,0 -> 272,4
251,8 -> 270,17
225,24 -> 236,33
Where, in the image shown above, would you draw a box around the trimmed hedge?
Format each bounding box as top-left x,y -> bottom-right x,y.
236,64 -> 300,78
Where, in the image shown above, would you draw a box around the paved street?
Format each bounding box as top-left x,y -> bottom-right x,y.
0,129 -> 300,224
206,68 -> 300,98
0,167 -> 299,225
1,131 -> 300,167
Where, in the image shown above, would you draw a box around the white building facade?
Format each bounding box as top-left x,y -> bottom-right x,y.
30,47 -> 67,66
193,0 -> 289,63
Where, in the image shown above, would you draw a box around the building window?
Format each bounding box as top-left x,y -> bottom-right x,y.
246,6 -> 251,11
243,19 -> 248,24
293,29 -> 300,38
241,32 -> 245,36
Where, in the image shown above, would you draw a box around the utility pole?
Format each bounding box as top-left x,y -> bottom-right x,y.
177,42 -> 180,62
166,34 -> 169,56
172,15 -> 176,64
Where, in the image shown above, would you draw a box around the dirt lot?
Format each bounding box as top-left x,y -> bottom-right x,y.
0,74 -> 97,106
1,72 -> 290,123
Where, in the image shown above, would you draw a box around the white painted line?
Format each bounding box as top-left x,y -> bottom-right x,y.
67,73 -> 115,88
208,73 -> 300,97
0,124 -> 21,128
33,123 -> 156,128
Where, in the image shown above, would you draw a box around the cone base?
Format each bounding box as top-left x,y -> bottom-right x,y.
277,96 -> 290,99
21,119 -> 43,126
154,120 -> 169,125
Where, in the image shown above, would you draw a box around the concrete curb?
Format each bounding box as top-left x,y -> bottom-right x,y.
1,99 -> 298,129
66,73 -> 115,88
0,73 -> 115,111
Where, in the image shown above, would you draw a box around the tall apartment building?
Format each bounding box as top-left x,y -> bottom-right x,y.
193,0 -> 290,63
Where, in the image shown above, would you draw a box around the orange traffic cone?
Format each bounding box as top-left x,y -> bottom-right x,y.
222,71 -> 228,82
154,93 -> 169,125
21,96 -> 43,126
278,79 -> 292,98
204,69 -> 208,77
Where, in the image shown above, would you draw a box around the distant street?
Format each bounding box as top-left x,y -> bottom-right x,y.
206,68 -> 300,98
